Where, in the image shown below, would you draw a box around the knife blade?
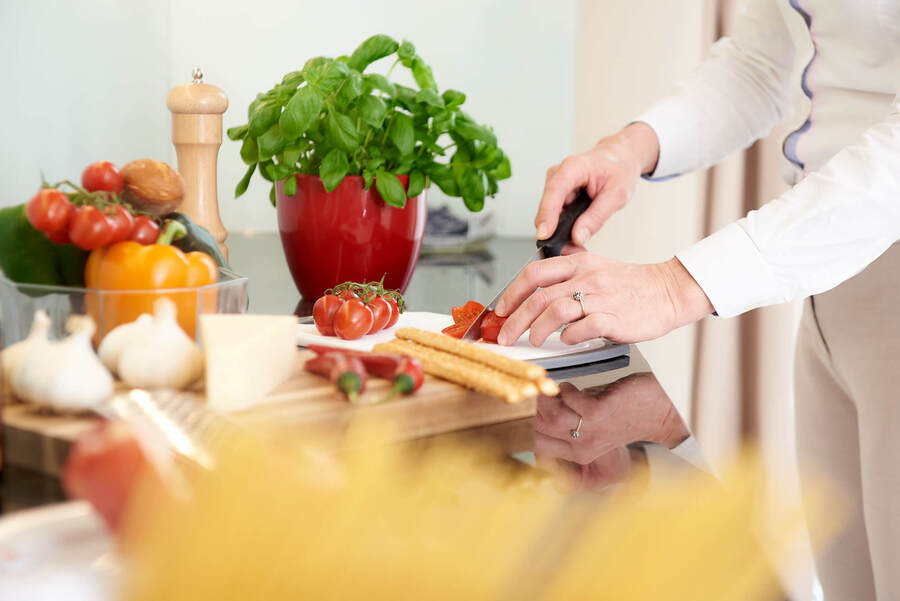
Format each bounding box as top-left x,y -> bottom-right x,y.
461,189 -> 594,341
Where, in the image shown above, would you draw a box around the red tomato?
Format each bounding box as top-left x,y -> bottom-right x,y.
451,300 -> 484,324
441,322 -> 469,339
129,215 -> 160,245
69,205 -> 114,250
81,161 -> 124,194
367,296 -> 391,334
105,205 -> 135,244
61,421 -> 158,532
26,188 -> 73,233
480,310 -> 507,344
334,299 -> 374,340
338,289 -> 357,301
46,227 -> 71,244
313,294 -> 344,336
384,297 -> 400,328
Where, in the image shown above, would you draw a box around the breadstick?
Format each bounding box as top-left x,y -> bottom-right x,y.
394,327 -> 546,381
536,377 -> 560,396
374,339 -> 538,404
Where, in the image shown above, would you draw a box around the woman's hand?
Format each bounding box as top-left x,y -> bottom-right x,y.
494,253 -> 713,346
535,122 -> 660,246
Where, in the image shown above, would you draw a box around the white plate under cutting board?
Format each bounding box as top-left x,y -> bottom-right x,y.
296,311 -> 628,369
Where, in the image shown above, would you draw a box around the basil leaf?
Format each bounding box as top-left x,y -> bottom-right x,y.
257,124 -> 285,161
406,170 -> 425,198
389,112 -> 414,156
364,73 -> 396,96
374,170 -> 406,208
454,114 -> 496,145
348,34 -> 399,72
281,70 -> 304,87
487,153 -> 511,180
227,124 -> 249,141
281,147 -> 302,167
441,89 -> 466,108
240,136 -> 258,164
362,169 -> 374,189
357,95 -> 387,128
414,89 -> 443,108
425,163 -> 459,196
394,85 -> 418,111
411,57 -> 437,90
397,40 -> 416,61
336,72 -> 364,107
301,56 -> 328,85
235,163 -> 256,198
280,85 -> 323,140
326,112 -> 361,153
460,168 -> 485,211
258,160 -> 276,182
318,60 -> 350,92
283,175 -> 298,196
486,174 -> 499,196
248,100 -> 281,137
269,184 -> 277,207
319,148 -> 349,192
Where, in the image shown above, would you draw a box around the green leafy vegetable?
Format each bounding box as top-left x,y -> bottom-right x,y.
228,33 -> 511,212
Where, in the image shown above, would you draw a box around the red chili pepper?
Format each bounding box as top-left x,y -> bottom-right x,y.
304,352 -> 367,402
306,345 -> 424,399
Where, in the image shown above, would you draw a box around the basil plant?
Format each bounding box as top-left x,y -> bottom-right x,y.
228,34 -> 511,211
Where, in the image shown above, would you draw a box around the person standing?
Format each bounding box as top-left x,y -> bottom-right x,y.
494,2 -> 900,599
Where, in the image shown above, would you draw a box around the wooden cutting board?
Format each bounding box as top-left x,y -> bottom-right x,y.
2,350 -> 537,476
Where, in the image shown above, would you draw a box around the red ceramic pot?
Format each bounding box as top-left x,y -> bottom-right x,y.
276,174 -> 427,300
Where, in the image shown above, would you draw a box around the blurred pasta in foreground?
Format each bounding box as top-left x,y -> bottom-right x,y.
117,422 -> 843,601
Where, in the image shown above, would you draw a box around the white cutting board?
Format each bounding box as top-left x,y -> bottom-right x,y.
296,311 -> 609,362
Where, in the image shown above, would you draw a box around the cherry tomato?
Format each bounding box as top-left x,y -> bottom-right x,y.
441,322 -> 469,339
451,300 -> 484,324
480,310 -> 507,344
384,297 -> 400,328
26,188 -> 73,233
333,299 -> 374,340
81,161 -> 124,194
129,215 -> 160,245
313,294 -> 344,336
105,205 -> 135,244
367,296 -> 391,334
46,227 -> 71,244
68,205 -> 114,250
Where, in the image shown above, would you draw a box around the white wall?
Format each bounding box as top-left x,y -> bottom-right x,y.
1,0 -> 575,238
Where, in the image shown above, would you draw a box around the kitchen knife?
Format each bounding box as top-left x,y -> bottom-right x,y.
461,189 -> 593,341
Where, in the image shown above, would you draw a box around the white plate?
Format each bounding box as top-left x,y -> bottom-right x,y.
0,501 -> 115,601
296,311 -> 603,362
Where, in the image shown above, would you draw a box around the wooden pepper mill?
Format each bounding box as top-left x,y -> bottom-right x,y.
166,68 -> 229,259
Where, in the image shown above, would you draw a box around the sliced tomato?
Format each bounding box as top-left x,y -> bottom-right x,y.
441,322 -> 470,339
451,300 -> 484,324
480,310 -> 507,344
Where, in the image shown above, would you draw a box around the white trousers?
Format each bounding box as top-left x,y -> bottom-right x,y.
795,243 -> 900,601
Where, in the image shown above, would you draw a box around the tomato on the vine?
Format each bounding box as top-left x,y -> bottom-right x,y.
26,188 -> 73,234
338,289 -> 357,301
129,215 -> 160,245
82,161 -> 124,195
46,227 -> 71,245
333,300 -> 373,340
106,205 -> 135,244
367,296 -> 391,334
69,205 -> 114,250
313,294 -> 344,336
384,297 -> 400,328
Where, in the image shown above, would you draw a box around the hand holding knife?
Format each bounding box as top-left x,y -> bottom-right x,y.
461,190 -> 593,341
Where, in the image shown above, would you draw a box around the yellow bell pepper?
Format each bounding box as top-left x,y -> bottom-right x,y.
85,221 -> 217,341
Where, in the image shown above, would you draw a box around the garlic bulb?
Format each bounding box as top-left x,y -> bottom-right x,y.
2,310 -> 50,391
98,313 -> 153,373
117,298 -> 203,390
11,315 -> 113,411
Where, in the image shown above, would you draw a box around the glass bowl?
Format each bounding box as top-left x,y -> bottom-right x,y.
0,268 -> 249,347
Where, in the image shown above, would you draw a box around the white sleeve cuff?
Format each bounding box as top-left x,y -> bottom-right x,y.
634,101 -> 699,180
676,222 -> 789,318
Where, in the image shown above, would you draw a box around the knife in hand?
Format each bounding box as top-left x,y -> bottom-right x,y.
461,189 -> 593,341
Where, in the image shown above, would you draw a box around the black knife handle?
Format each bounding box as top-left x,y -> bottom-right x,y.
538,188 -> 593,257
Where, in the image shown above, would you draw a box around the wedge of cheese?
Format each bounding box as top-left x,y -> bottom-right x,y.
199,314 -> 299,411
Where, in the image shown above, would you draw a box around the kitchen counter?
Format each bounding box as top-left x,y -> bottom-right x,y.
0,232 -> 707,512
